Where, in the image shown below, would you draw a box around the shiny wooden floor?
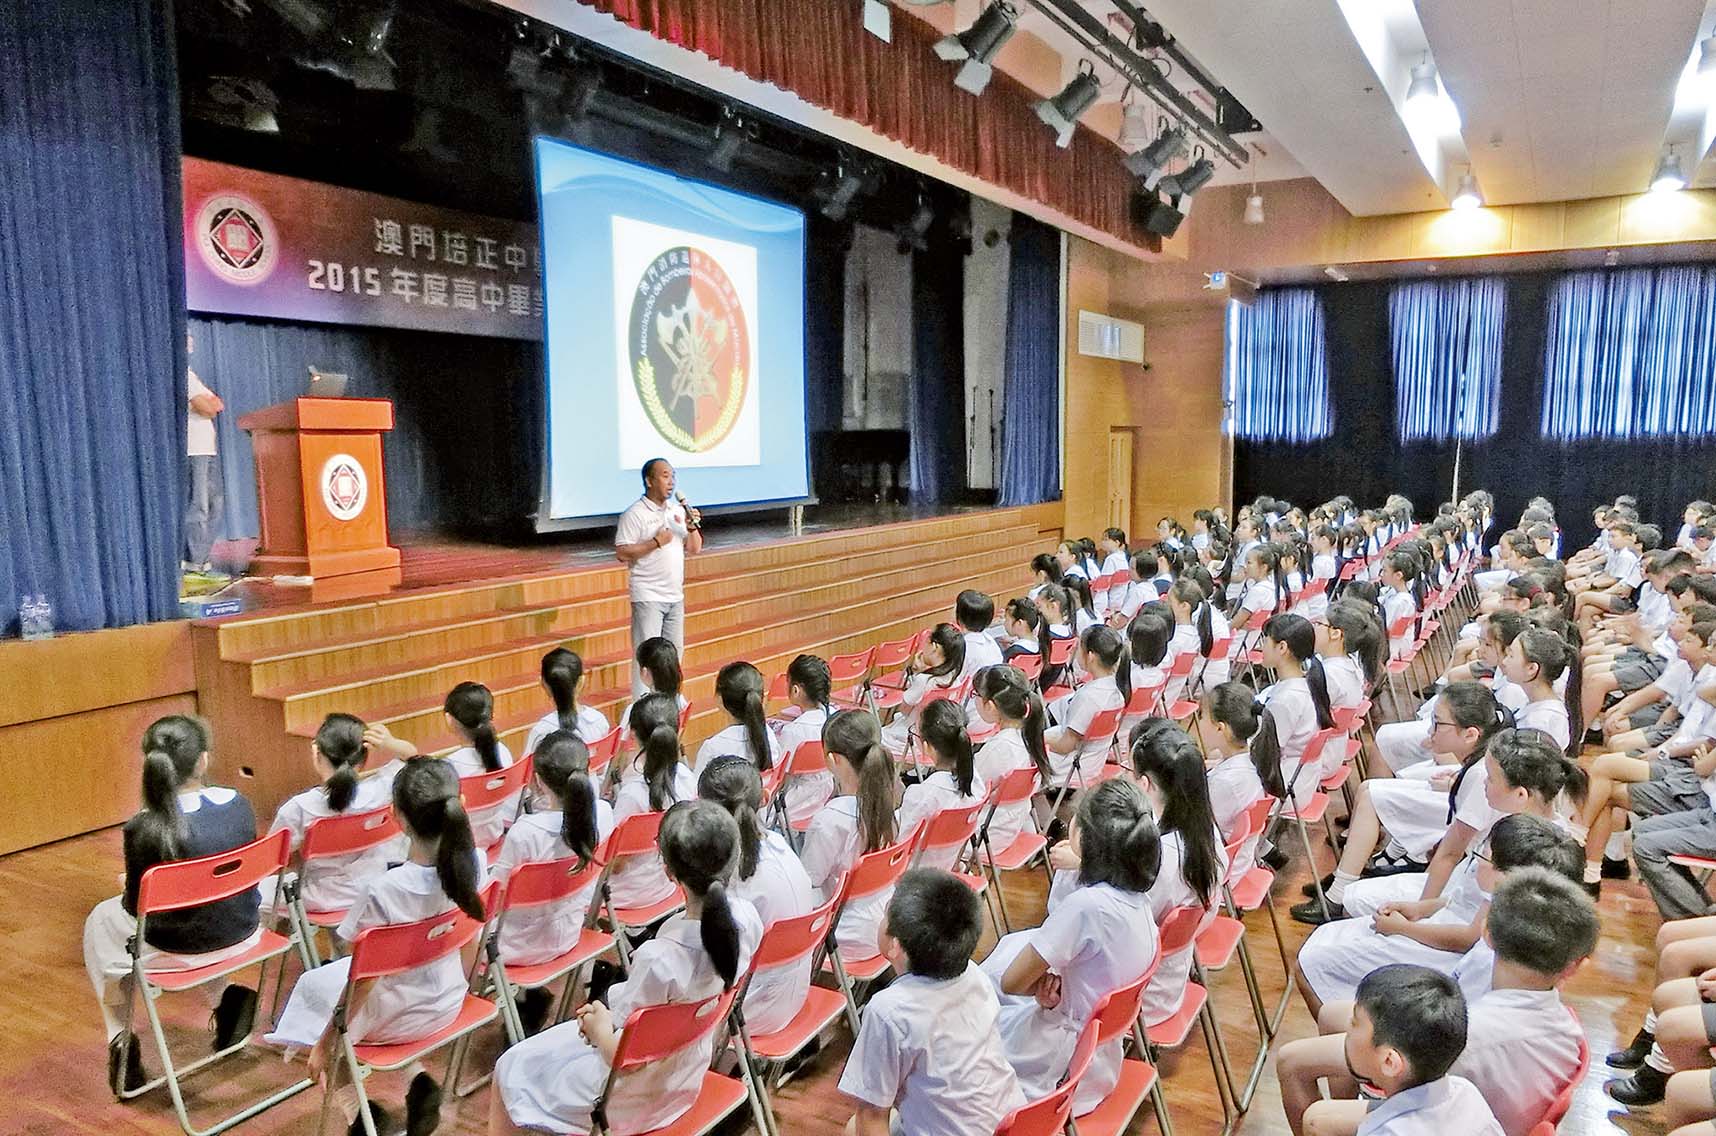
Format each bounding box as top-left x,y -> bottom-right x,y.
1,816 -> 1669,1136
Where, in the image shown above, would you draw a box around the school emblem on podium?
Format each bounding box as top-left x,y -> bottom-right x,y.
319,454 -> 368,522
628,246 -> 751,453
194,192 -> 278,286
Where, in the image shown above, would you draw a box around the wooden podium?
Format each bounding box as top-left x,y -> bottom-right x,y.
238,397 -> 402,582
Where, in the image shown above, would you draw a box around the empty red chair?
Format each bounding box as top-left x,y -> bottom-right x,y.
828,646 -> 877,710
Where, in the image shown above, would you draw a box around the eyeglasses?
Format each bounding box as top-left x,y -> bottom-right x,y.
1429,716 -> 1459,730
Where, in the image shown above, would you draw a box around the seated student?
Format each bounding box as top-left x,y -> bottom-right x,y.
1281,542 -> 1311,615
1281,859 -> 1593,1136
492,732 -> 613,970
1304,525 -> 1340,621
954,589 -> 1004,677
1254,614 -> 1337,809
1078,536 -> 1104,583
523,647 -> 610,759
442,681 -> 518,849
1294,733 -> 1586,1019
1318,600 -> 1385,724
880,623 -> 966,757
1097,527 -> 1131,613
1295,684 -> 1513,925
897,699 -> 985,866
1107,548 -> 1159,627
267,712 -> 418,915
1678,501 -> 1714,549
1194,682 -> 1275,878
1228,515 -> 1263,602
1027,552 -> 1062,599
983,780 -> 1160,1114
1570,520 -> 1644,606
1054,539 -> 1087,581
1378,551 -> 1425,660
1045,625 -> 1129,789
1123,612 -> 1173,720
1308,966 -> 1502,1136
971,665 -> 1051,855
625,636 -> 690,726
605,694 -> 698,913
1580,553 -> 1692,723
1063,574 -> 1101,636
692,661 -> 783,776
87,717 -> 263,1093
837,869 -> 1024,1136
1236,542 -> 1285,626
697,758 -> 815,1036
774,653 -> 837,825
269,759 -> 487,1134
1589,601 -> 1706,746
998,595 -> 1047,667
803,710 -> 900,962
491,801 -> 763,1136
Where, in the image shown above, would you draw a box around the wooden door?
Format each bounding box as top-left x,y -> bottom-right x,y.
1107,428 -> 1135,534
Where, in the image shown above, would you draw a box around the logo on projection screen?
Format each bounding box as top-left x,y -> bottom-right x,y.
627,246 -> 751,453
194,193 -> 278,286
319,454 -> 368,521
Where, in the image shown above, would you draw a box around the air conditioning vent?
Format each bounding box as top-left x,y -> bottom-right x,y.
1077,310 -> 1144,363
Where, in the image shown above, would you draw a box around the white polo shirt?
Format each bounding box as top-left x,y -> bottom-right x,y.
614,494 -> 689,604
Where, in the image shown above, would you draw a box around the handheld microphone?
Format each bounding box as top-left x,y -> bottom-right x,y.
675,491 -> 702,531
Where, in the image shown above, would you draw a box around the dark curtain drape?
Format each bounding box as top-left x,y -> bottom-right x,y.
0,1 -> 185,633
1236,272 -> 1716,548
588,0 -> 1160,253
999,213 -> 1062,506
189,316 -> 541,539
909,239 -> 966,504
803,216 -> 848,440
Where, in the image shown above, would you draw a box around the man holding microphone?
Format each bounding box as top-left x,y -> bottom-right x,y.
615,458 -> 702,694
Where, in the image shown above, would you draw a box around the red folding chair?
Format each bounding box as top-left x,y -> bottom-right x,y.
118,829 -> 313,1134
1197,820 -> 1273,1110
774,739 -> 831,846
910,799 -> 997,932
487,854 -> 615,1044
734,892 -> 845,1136
1527,1017 -> 1588,1135
460,756 -> 534,865
288,803 -> 402,966
1060,968 -> 1164,1136
1116,683 -> 1166,756
1041,637 -> 1078,702
1226,796 -> 1296,1035
765,671 -> 791,707
1013,652 -> 1044,684
828,835 -> 918,1034
597,811 -> 686,966
321,883 -> 504,1136
1145,905 -> 1238,1134
1162,654 -> 1200,721
979,765 -> 1049,933
589,987 -> 760,1136
828,646 -> 877,711
587,724 -> 624,777
1047,705 -> 1122,819
678,700 -> 693,732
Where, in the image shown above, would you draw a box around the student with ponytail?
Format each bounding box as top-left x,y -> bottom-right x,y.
972,665 -> 1051,855
1500,625 -> 1578,752
1165,577 -> 1223,699
982,779 -> 1161,1115
492,731 -> 615,968
492,800 -> 764,1136
805,710 -> 900,962
1318,600 -> 1384,710
443,681 -> 518,848
1253,614 -> 1337,805
605,693 -> 697,914
524,647 -> 610,758
775,653 -> 838,824
1195,683 -> 1275,860
693,661 -> 782,775
1045,625 -> 1128,789
896,699 -> 986,870
1378,550 -> 1424,659
86,716 -> 263,1091
880,622 -> 965,757
269,758 -> 486,1134
999,596 -> 1049,666
697,758 -> 815,1035
629,636 -> 689,721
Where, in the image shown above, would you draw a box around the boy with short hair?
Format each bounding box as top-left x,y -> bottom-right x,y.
954,590 -> 1003,678
838,869 -> 1024,1136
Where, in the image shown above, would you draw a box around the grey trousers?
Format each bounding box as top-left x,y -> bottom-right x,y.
1634,806 -> 1716,920
630,599 -> 685,696
185,454 -> 224,566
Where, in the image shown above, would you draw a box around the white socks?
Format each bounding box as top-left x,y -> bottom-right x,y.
1583,861 -> 1603,884
1645,1042 -> 1674,1074
1606,829 -> 1629,861
1326,869 -> 1359,905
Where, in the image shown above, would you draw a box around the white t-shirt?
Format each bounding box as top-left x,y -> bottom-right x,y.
693,721 -> 784,777
896,769 -> 986,871
269,773 -> 398,912
614,495 -> 690,604
187,371 -> 217,457
446,742 -> 519,849
1260,676 -> 1323,806
800,795 -> 891,963
973,727 -> 1037,853
729,830 -> 817,1035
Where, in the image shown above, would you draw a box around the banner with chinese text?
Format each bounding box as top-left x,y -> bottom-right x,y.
182,157 -> 541,339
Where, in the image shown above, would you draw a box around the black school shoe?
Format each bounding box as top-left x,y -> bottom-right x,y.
1361,851 -> 1427,879
1301,872 -> 1335,898
1607,1027 -> 1654,1069
405,1072 -> 443,1136
1602,856 -> 1633,880
108,1031 -> 146,1095
1606,1063 -> 1668,1105
1289,897 -> 1347,925
518,987 -> 555,1036
211,985 -> 258,1051
1261,845 -> 1291,872
349,1101 -> 391,1136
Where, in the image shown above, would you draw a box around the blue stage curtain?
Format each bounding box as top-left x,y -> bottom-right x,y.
1224,289 -> 1333,442
1390,277 -> 1505,442
188,316 -> 542,539
1542,265 -> 1716,440
909,239 -> 966,504
998,213 -> 1062,506
0,1 -> 185,633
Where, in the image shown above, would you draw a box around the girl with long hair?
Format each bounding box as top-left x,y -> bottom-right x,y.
804,711 -> 901,962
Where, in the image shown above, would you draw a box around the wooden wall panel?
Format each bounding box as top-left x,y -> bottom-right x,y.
0,622 -> 194,728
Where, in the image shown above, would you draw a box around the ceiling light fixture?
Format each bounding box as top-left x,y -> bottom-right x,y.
1124,122 -> 1188,191
933,1 -> 1018,96
1035,60 -> 1102,148
1243,150 -> 1264,224
1404,58 -> 1440,113
1652,149 -> 1688,193
1450,169 -> 1483,211
1118,89 -> 1151,150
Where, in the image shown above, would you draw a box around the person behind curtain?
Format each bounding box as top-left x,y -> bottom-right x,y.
184,331 -> 226,575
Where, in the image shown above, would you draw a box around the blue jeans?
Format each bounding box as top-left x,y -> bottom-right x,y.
184,454 -> 223,566
630,599 -> 684,696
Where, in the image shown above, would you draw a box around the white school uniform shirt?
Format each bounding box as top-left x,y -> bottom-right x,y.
523,706 -> 612,759
1051,674 -> 1124,784
692,722 -> 785,777
1206,753 -> 1265,878
1100,550 -> 1130,609
838,961 -> 1026,1136
1164,623 -> 1201,700
897,769 -> 987,871
1321,653 -> 1366,714
1118,577 -> 1157,621
1488,674 -> 1531,715
1637,582 -> 1673,634
606,761 -> 698,909
984,882 -> 1158,1113
1605,545 -> 1641,586
961,629 -> 1005,678
446,742 -> 519,849
494,900 -> 764,1135
1140,829 -> 1227,1026
1381,587 -> 1417,658
1074,608 -> 1099,635
800,795 -> 890,962
1453,987 -> 1582,1136
729,829 -> 817,1035
1514,698 -> 1571,752
268,772 -> 397,912
1240,578 -> 1278,617
776,705 -> 835,824
974,727 -> 1038,852
1260,676 -> 1323,807
492,805 -> 617,965
1304,554 -> 1337,620
1356,1075 -> 1503,1136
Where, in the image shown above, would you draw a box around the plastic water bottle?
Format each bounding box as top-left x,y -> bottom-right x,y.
33,594 -> 53,639
15,595 -> 30,639
21,593 -> 52,640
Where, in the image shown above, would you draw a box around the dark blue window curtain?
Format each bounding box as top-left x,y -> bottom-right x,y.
1389,277 -> 1505,441
0,1 -> 186,633
908,239 -> 967,504
1542,265 -> 1716,440
998,213 -> 1062,506
1224,289 -> 1333,442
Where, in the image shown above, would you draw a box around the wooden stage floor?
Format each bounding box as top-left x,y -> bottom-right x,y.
0,821 -> 1670,1136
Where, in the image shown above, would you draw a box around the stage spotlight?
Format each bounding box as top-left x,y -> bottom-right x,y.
1123,123 -> 1188,191
817,164 -> 866,221
708,109 -> 746,172
896,195 -> 935,254
1244,192 -> 1265,224
934,1 -> 1018,96
1035,61 -> 1102,148
1131,188 -> 1185,238
1652,149 -> 1687,193
1158,154 -> 1216,200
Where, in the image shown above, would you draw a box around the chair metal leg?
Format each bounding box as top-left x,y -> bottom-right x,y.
1197,996 -> 1240,1134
